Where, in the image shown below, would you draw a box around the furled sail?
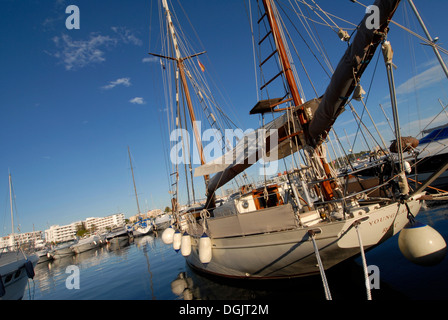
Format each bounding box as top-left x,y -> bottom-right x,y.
308,0 -> 401,144
198,99 -> 320,201
195,103 -> 304,177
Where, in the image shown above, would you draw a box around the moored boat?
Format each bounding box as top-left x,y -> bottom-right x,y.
153,0 -> 446,288
133,220 -> 153,237
0,173 -> 38,300
153,213 -> 171,231
106,226 -> 130,243
48,240 -> 77,259
0,251 -> 38,300
71,235 -> 101,254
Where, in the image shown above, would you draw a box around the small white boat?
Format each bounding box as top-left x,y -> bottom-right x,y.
106,226 -> 130,242
34,239 -> 53,263
36,248 -> 53,264
133,220 -> 153,237
127,147 -> 155,237
154,213 -> 171,231
48,240 -> 77,259
71,235 -> 101,254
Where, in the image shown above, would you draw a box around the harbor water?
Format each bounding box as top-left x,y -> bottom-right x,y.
25,203 -> 448,301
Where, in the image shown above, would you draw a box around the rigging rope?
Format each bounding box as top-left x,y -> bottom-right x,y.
354,220 -> 372,300
308,230 -> 332,300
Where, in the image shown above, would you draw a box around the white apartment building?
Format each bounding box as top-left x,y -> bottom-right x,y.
84,213 -> 125,233
45,213 -> 125,243
45,221 -> 83,243
0,231 -> 44,249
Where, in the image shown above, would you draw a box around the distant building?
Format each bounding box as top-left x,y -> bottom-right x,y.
44,221 -> 83,243
1,213 -> 128,245
0,231 -> 44,249
129,209 -> 162,223
44,213 -> 126,243
84,213 -> 125,233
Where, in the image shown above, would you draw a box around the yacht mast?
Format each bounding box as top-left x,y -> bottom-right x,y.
261,0 -> 308,133
157,0 -> 215,207
160,0 -> 207,169
407,0 -> 448,80
9,172 -> 14,236
128,146 -> 141,215
261,0 -> 335,200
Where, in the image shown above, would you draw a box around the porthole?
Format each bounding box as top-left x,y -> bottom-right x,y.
4,274 -> 13,283
14,269 -> 22,279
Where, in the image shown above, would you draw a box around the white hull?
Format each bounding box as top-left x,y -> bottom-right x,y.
154,214 -> 171,230
133,225 -> 153,237
36,249 -> 52,263
50,246 -> 75,259
71,236 -> 101,254
106,227 -> 129,241
185,197 -> 422,279
0,252 -> 38,300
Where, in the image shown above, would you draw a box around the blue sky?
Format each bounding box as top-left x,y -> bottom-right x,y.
1,0 -> 448,235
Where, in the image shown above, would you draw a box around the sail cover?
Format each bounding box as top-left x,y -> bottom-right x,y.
308,0 -> 401,143
199,98 -> 320,203
197,112 -> 295,203
195,112 -> 294,177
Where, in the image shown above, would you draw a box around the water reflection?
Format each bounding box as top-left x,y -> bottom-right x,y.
25,204 -> 448,301
170,259 -> 408,300
134,235 -> 156,300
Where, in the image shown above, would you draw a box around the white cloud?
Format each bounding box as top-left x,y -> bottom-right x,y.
142,56 -> 158,63
101,77 -> 132,90
52,33 -> 115,70
111,26 -> 142,46
51,27 -> 141,70
395,63 -> 445,96
129,97 -> 145,105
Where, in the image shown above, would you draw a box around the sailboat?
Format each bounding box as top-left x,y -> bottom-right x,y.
0,173 -> 38,300
153,0 -> 446,285
132,217 -> 153,237
128,146 -> 153,237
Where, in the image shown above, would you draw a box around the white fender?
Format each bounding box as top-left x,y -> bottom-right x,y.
399,220 -> 447,266
181,232 -> 191,257
173,230 -> 182,252
404,160 -> 412,174
199,233 -> 212,264
162,226 -> 175,244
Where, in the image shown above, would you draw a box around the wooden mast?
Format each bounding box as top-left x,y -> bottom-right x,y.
161,0 -> 207,169
159,0 -> 215,207
261,0 -> 335,200
261,0 -> 307,128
